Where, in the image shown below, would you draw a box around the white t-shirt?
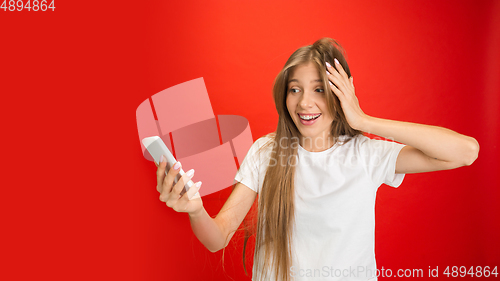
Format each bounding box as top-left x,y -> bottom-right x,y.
234,134 -> 406,281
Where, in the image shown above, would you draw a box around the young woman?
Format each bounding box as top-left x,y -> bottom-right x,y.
155,38 -> 479,281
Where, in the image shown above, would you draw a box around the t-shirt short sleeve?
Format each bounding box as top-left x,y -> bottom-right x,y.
356,135 -> 406,187
234,137 -> 272,193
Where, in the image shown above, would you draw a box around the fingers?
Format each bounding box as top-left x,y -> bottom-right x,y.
326,60 -> 353,99
162,168 -> 194,207
171,181 -> 201,212
184,181 -> 202,200
332,58 -> 349,80
156,155 -> 167,192
162,161 -> 182,195
326,60 -> 348,85
326,66 -> 347,98
172,169 -> 194,198
172,182 -> 202,212
154,158 -> 201,213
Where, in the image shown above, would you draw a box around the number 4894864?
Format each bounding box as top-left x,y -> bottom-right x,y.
1,0 -> 55,11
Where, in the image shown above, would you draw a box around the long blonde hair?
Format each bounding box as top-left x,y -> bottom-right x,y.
243,38 -> 361,281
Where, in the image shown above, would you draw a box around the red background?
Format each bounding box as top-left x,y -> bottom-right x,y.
1,0 -> 498,280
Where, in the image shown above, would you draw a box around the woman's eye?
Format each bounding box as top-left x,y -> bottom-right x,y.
289,88 -> 300,93
315,88 -> 324,93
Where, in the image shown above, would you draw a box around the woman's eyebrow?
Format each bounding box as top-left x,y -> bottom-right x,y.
288,79 -> 323,84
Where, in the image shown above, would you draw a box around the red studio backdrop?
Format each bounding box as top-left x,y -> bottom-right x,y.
0,0 -> 498,280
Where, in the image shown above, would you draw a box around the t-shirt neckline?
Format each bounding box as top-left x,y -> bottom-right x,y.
298,135 -> 351,156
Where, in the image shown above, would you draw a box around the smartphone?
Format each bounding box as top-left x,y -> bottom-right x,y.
142,136 -> 194,196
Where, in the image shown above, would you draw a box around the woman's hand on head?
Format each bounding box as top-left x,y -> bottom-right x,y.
326,59 -> 369,131
155,158 -> 203,215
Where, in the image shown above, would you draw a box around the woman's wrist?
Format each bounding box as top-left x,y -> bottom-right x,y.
356,115 -> 402,139
188,206 -> 205,219
354,114 -> 373,132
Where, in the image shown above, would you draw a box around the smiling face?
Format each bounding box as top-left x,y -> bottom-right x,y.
286,62 -> 335,149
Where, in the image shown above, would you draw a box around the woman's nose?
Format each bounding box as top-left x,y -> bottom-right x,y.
299,92 -> 314,108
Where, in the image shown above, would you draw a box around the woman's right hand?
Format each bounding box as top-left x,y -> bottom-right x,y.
156,156 -> 203,215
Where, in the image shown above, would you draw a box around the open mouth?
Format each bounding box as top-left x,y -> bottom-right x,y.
298,113 -> 321,121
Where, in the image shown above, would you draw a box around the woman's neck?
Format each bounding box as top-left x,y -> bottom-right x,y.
300,133 -> 336,152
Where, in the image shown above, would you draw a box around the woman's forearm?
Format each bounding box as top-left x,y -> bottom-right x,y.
360,116 -> 479,165
188,207 -> 226,253
325,60 -> 479,166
